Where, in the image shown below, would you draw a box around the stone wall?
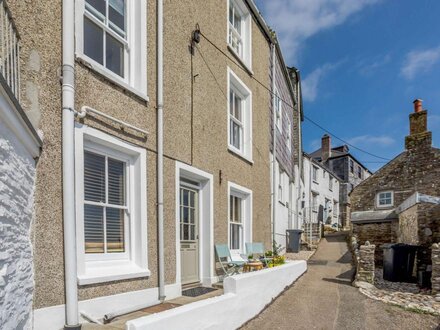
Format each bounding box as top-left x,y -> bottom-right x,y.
352,221 -> 398,265
0,121 -> 36,329
431,243 -> 440,295
397,205 -> 419,245
414,204 -> 440,267
356,242 -> 375,284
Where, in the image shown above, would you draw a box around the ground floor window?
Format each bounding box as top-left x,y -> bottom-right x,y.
75,124 -> 149,285
228,182 -> 252,256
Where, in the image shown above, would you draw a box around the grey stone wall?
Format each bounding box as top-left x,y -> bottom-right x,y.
431,243 -> 440,295
356,242 -> 375,284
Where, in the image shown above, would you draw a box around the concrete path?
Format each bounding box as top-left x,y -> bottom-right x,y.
242,232 -> 440,330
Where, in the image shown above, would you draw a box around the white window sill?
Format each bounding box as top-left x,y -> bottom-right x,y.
76,54 -> 149,102
227,45 -> 253,76
228,145 -> 253,164
78,260 -> 150,285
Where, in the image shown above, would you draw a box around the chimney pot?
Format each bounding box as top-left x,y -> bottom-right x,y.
321,134 -> 331,162
413,99 -> 423,113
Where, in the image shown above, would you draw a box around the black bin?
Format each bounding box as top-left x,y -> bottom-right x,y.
382,243 -> 418,282
286,229 -> 303,253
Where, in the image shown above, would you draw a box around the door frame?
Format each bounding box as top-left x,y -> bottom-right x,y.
179,183 -> 200,285
175,162 -> 214,289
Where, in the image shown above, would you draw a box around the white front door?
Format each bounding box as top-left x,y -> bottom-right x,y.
180,185 -> 199,285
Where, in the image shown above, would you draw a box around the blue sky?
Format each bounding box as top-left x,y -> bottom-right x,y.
255,0 -> 440,171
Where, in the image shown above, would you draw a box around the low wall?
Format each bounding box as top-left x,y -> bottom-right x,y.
126,261 -> 307,330
356,243 -> 375,284
352,221 -> 397,266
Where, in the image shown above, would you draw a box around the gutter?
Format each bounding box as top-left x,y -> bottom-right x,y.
62,0 -> 80,328
157,0 -> 166,302
271,43 -> 277,253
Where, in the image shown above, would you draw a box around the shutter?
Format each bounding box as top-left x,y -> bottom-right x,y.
84,151 -> 106,202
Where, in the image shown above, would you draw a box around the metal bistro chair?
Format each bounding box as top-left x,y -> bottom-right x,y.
215,244 -> 245,278
246,242 -> 270,267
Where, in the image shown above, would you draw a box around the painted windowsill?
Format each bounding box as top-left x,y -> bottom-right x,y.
228,146 -> 254,164
76,54 -> 149,103
78,260 -> 151,285
227,45 -> 254,76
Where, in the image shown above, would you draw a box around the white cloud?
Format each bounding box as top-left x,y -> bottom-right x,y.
302,62 -> 339,102
256,0 -> 381,62
357,54 -> 391,76
401,46 -> 440,80
347,134 -> 395,147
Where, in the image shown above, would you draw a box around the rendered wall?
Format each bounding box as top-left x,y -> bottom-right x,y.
0,121 -> 36,329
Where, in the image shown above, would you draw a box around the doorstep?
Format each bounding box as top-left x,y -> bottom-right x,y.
81,287 -> 224,330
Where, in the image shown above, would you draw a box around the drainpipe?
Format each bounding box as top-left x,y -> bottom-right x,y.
62,0 -> 80,328
157,0 -> 165,302
271,43 -> 277,253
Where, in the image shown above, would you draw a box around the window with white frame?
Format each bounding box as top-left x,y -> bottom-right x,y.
333,201 -> 338,218
377,191 -> 394,208
357,166 -> 362,179
312,193 -> 318,212
75,124 -> 148,285
76,0 -> 147,98
278,168 -> 284,202
228,182 -> 252,255
228,68 -> 252,161
274,87 -> 282,131
227,0 -> 252,68
312,165 -> 318,182
349,159 -> 354,173
286,116 -> 292,152
329,176 -> 333,191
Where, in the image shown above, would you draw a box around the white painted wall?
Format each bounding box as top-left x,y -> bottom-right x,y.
0,120 -> 37,329
126,261 -> 307,330
303,156 -> 340,226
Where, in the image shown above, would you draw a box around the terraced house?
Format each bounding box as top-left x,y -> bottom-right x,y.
0,0 -> 304,329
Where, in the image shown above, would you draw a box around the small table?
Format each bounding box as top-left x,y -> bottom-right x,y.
243,261 -> 264,272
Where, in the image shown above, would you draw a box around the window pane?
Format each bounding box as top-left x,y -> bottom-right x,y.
106,207 -> 125,253
234,95 -> 242,121
86,0 -> 105,20
190,209 -> 195,224
234,12 -> 241,33
108,158 -> 125,205
229,91 -> 234,115
183,224 -> 189,240
84,17 -> 104,65
234,196 -> 242,223
109,0 -> 126,34
190,225 -> 195,241
183,207 -> 189,223
231,120 -> 241,149
190,191 -> 195,207
106,33 -> 124,77
84,151 -> 106,202
182,189 -> 189,206
230,223 -> 241,250
84,204 -> 104,253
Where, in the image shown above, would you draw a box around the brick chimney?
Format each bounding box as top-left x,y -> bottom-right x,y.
321,134 -> 331,162
405,99 -> 432,150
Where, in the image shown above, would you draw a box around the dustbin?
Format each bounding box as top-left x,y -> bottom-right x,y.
382,243 -> 418,282
286,229 -> 303,253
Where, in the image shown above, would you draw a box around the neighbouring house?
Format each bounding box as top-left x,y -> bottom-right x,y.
270,36 -> 304,252
350,99 -> 440,268
0,0 -> 306,329
310,134 -> 372,228
303,153 -> 341,241
0,2 -> 42,327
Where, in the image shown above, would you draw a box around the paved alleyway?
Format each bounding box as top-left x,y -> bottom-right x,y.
242,232 -> 440,330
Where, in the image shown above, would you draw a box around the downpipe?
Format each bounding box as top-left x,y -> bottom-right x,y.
62,0 -> 80,329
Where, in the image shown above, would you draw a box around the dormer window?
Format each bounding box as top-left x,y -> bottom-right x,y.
377,191 -> 394,208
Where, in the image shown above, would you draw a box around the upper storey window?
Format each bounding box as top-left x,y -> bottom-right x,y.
76,0 -> 147,99
228,0 -> 252,69
377,191 -> 394,208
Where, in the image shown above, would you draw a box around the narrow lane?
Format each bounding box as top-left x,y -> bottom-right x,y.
242,232 -> 440,330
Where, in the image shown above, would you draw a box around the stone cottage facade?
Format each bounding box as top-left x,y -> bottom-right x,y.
351,99 -> 440,267
310,134 -> 371,228
0,0 -> 303,329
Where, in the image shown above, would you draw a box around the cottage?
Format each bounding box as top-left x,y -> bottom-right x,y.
350,100 -> 440,267
310,134 -> 371,228
0,0 -> 306,329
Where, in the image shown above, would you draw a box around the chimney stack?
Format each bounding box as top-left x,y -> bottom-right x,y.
321,134 -> 331,162
405,99 -> 432,150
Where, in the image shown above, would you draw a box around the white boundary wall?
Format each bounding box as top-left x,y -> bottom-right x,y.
126,260 -> 307,330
